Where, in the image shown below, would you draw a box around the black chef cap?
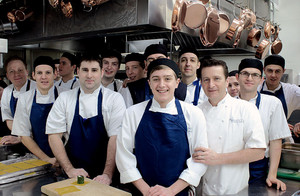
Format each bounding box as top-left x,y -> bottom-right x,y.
147,58 -> 179,79
179,47 -> 199,59
101,50 -> 122,66
125,53 -> 145,69
144,44 -> 168,59
264,54 -> 285,69
33,56 -> 55,71
238,58 -> 263,75
61,52 -> 77,66
53,59 -> 60,65
229,70 -> 239,77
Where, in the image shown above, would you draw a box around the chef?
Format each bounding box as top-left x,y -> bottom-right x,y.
55,52 -> 79,93
116,58 -> 208,196
47,54 -> 126,184
178,47 -> 207,106
12,56 -> 58,166
227,70 -> 240,97
1,56 -> 36,145
121,44 -> 187,107
237,58 -> 290,190
193,58 -> 266,195
100,50 -> 123,92
258,54 -> 300,135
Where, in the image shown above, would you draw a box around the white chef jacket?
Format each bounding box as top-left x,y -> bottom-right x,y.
1,80 -> 36,121
116,98 -> 208,187
119,87 -> 133,108
258,82 -> 300,118
198,94 -> 266,195
184,79 -> 208,106
46,85 -> 126,142
12,86 -> 57,137
247,94 -> 291,157
105,79 -> 123,92
55,77 -> 80,94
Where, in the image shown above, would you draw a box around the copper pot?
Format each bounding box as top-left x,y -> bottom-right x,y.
247,27 -> 261,47
226,18 -> 242,40
271,39 -> 282,54
61,1 -> 73,18
184,1 -> 207,29
264,21 -> 275,39
48,0 -> 59,8
199,0 -> 209,4
15,7 -> 33,22
171,0 -> 187,32
216,0 -> 229,36
7,9 -> 17,23
255,39 -> 270,59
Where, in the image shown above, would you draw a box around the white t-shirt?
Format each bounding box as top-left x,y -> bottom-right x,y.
46,86 -> 126,142
184,79 -> 208,106
116,98 -> 208,187
1,80 -> 36,121
55,77 -> 80,94
258,82 -> 300,118
198,94 -> 266,195
12,86 -> 57,136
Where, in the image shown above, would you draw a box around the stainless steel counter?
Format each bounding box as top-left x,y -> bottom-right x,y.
0,173 -> 299,196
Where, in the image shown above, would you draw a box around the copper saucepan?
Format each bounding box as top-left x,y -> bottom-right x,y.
264,21 -> 275,39
255,39 -> 270,59
48,0 -> 59,8
199,0 -> 209,4
7,9 -> 17,23
184,0 -> 207,29
61,0 -> 73,18
271,25 -> 282,54
216,0 -> 229,36
247,27 -> 261,47
15,7 -> 33,22
172,0 -> 187,32
199,0 -> 220,47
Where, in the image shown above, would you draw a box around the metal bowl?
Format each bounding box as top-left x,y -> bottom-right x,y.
280,143 -> 300,170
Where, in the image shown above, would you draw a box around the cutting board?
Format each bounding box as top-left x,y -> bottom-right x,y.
41,178 -> 131,196
277,168 -> 300,181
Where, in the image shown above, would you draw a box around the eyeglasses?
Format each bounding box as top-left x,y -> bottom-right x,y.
239,71 -> 261,80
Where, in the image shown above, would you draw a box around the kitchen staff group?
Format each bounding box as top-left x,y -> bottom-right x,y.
0,44 -> 299,196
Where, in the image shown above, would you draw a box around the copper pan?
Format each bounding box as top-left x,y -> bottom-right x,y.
199,0 -> 209,4
255,39 -> 270,59
216,0 -> 229,36
264,21 -> 275,39
240,8 -> 256,29
171,0 -> 187,32
48,0 -> 59,8
7,9 -> 17,23
199,0 -> 220,47
226,18 -> 242,40
15,7 -> 33,22
271,26 -> 282,54
184,1 -> 207,29
61,1 -> 73,18
247,27 -> 261,47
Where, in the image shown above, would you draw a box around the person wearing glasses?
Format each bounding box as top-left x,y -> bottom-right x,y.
237,58 -> 290,190
1,56 -> 36,145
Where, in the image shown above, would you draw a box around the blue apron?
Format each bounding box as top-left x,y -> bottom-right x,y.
58,77 -> 77,89
29,87 -> 58,157
192,79 -> 201,106
10,80 -> 31,117
260,81 -> 288,117
135,99 -> 190,196
65,89 -> 108,178
249,92 -> 270,184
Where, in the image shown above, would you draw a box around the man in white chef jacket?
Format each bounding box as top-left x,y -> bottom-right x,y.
55,52 -> 80,93
12,56 -> 59,166
193,58 -> 266,195
116,58 -> 207,196
1,56 -> 36,145
100,50 -> 123,92
237,58 -> 291,190
258,54 -> 300,138
47,54 -> 126,185
177,47 -> 207,106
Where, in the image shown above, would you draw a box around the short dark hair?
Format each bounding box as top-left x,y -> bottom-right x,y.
79,54 -> 101,68
61,52 -> 77,66
199,58 -> 228,79
101,50 -> 122,67
4,55 -> 27,73
125,53 -> 145,69
229,70 -> 239,77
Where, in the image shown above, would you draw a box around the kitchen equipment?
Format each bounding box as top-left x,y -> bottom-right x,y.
246,0 -> 261,47
171,0 -> 187,32
61,0 -> 73,18
226,0 -> 242,41
280,143 -> 300,170
49,0 -> 59,8
15,7 -> 34,22
216,0 -> 230,36
263,21 -> 275,39
277,168 -> 300,181
255,39 -> 270,59
184,0 -> 207,29
7,9 -> 17,23
41,178 -> 132,196
271,25 -> 282,54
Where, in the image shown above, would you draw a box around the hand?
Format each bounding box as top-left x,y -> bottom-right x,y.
44,157 -> 59,167
65,168 -> 89,178
0,135 -> 21,145
93,173 -> 112,185
293,123 -> 300,137
266,175 -> 286,191
192,147 -> 221,165
148,185 -> 175,196
122,78 -> 131,88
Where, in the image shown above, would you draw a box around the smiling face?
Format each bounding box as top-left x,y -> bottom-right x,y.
101,57 -> 119,80
125,61 -> 144,82
32,65 -> 56,94
201,66 -> 228,106
148,66 -> 179,108
227,76 -> 240,97
263,64 -> 285,90
6,60 -> 28,90
178,52 -> 200,81
238,68 -> 263,94
78,60 -> 102,94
